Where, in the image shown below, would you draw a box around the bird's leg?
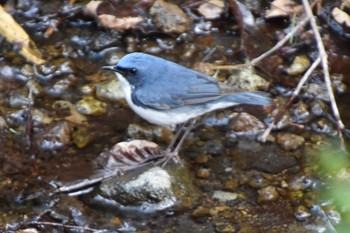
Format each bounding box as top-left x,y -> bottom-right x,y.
166,123 -> 186,152
163,119 -> 196,165
172,119 -> 196,155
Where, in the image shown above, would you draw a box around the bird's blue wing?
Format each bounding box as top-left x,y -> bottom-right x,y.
131,69 -> 223,110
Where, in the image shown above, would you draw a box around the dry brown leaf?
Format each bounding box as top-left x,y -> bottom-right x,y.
85,0 -> 144,31
98,15 -> 144,31
0,5 -> 45,65
332,7 -> 350,28
98,140 -> 163,169
84,0 -> 102,17
265,0 -> 302,18
198,0 -> 225,20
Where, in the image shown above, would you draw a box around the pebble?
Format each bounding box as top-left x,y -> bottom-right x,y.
276,133 -> 305,151
257,186 -> 279,202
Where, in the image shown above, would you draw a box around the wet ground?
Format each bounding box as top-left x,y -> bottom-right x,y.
1,0 -> 350,232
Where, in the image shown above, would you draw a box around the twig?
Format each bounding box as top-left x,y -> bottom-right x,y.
214,16 -> 311,70
302,0 -> 346,149
250,16 -> 311,66
260,56 -> 321,141
26,221 -> 105,232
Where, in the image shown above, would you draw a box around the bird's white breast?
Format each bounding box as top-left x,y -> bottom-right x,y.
115,73 -> 237,125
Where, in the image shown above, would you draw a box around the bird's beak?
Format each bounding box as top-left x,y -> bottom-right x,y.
101,65 -> 116,71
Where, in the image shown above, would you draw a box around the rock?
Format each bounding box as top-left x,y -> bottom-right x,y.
76,96 -> 107,116
197,168 -> 211,178
36,121 -> 71,151
276,133 -> 305,151
95,79 -> 124,102
90,164 -> 199,214
294,205 -> 311,221
285,55 -> 310,76
215,221 -> 238,233
257,186 -> 279,202
150,0 -> 192,33
227,67 -> 270,91
212,191 -> 238,202
228,140 -> 298,173
229,112 -> 266,132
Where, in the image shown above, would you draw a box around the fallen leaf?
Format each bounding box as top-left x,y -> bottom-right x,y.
98,15 -> 144,31
198,0 -> 225,20
84,0 -> 144,31
332,7 -> 350,28
98,140 -> 164,170
265,0 -> 302,19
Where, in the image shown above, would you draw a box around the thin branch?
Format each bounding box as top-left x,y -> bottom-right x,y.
26,221 -> 105,232
302,0 -> 346,149
214,16 -> 311,70
260,56 -> 321,141
250,16 -> 311,66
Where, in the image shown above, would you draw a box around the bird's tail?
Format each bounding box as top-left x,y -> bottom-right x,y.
225,91 -> 272,106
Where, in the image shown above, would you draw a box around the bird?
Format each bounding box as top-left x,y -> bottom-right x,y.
102,52 -> 271,162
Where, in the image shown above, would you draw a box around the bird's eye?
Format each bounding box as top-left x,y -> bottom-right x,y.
129,68 -> 137,75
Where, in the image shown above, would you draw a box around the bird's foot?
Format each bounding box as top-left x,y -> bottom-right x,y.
160,149 -> 182,167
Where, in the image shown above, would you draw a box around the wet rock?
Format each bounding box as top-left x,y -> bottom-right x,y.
222,179 -> 239,191
26,79 -> 44,96
198,0 -> 225,20
95,79 -> 124,102
76,96 -> 107,116
91,165 -> 199,214
229,141 -> 298,173
310,100 -> 328,116
127,123 -> 173,145
31,109 -> 54,128
291,102 -> 311,124
229,112 -> 266,132
194,20 -> 213,35
214,221 -> 238,233
192,206 -> 211,218
304,83 -> 330,102
194,154 -> 209,164
204,139 -> 224,156
34,62 -> 73,82
245,171 -> 270,189
294,205 -> 311,221
150,0 -> 193,34
5,109 -> 27,130
197,168 -> 211,178
288,175 -> 318,191
0,65 -> 22,91
285,55 -> 310,76
36,121 -> 71,151
46,75 -> 76,97
212,191 -> 238,202
225,130 -> 238,148
311,118 -> 336,135
257,185 -> 279,202
227,68 -> 270,91
7,89 -> 32,108
100,167 -> 173,206
72,126 -> 95,149
332,73 -> 347,94
52,100 -> 87,125
276,133 -> 305,151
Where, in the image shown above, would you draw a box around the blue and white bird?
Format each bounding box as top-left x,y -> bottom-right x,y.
103,52 -> 271,160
